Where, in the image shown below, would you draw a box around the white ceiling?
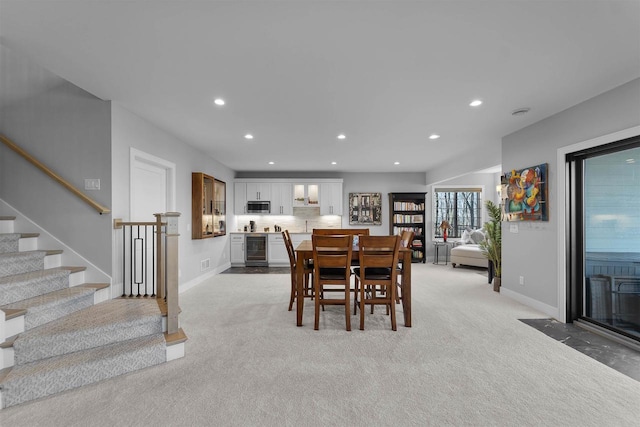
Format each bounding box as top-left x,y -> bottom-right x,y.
1,1 -> 639,173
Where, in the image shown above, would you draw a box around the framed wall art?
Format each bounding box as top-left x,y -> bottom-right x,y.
349,192 -> 382,225
502,163 -> 548,221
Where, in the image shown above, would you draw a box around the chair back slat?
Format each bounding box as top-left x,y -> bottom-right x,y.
313,228 -> 370,236
282,230 -> 296,269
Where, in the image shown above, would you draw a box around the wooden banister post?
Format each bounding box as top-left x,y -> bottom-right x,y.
163,212 -> 181,334
154,214 -> 166,301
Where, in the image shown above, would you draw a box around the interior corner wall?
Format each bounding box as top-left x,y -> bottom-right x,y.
0,45 -> 112,274
501,78 -> 640,316
111,104 -> 235,289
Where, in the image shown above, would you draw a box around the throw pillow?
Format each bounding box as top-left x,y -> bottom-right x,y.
461,229 -> 474,244
470,229 -> 485,244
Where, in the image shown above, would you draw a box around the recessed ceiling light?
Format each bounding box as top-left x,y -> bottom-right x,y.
268,161 -> 275,165
394,161 -> 400,165
469,99 -> 483,107
626,158 -> 636,164
244,134 -> 254,140
331,161 -> 337,165
337,134 -> 346,140
429,134 -> 440,140
214,98 -> 225,106
512,107 -> 530,116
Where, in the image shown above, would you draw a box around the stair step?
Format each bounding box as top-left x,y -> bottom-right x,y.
78,283 -> 110,291
2,308 -> 27,321
18,233 -> 39,239
0,216 -> 16,221
165,328 -> 188,346
13,299 -> 163,365
0,333 -> 166,408
0,268 -> 73,306
1,287 -> 96,331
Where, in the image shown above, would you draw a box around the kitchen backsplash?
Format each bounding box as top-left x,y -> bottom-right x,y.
236,207 -> 341,233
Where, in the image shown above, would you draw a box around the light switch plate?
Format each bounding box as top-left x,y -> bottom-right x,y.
84,179 -> 100,190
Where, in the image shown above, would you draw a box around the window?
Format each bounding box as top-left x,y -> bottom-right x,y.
433,188 -> 482,238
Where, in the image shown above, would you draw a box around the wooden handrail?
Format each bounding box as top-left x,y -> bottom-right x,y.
0,134 -> 111,215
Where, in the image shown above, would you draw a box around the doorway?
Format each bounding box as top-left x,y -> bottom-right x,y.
566,135 -> 640,342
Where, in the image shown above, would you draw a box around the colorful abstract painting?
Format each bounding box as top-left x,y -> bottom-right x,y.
502,163 -> 548,221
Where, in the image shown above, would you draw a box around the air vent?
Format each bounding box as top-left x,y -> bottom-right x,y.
201,259 -> 210,271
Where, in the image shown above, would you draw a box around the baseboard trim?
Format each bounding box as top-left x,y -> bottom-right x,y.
178,261 -> 230,294
500,287 -> 559,320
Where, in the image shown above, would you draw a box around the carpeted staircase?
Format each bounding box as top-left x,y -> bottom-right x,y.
0,216 -> 183,408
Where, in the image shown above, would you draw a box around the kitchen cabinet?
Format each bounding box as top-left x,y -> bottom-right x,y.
246,182 -> 271,201
230,234 -> 245,265
270,183 -> 293,215
320,182 -> 343,215
293,183 -> 319,207
268,233 -> 289,266
234,182 -> 247,214
289,233 -> 311,249
193,172 -> 226,239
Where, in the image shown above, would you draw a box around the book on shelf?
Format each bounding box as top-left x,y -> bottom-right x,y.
393,201 -> 425,211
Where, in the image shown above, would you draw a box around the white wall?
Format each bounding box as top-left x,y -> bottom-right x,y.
111,104 -> 235,291
0,45 -> 112,274
501,78 -> 640,317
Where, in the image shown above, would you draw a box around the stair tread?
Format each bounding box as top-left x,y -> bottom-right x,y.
165,328 -> 188,345
17,298 -> 162,340
0,335 -> 18,349
18,233 -> 39,239
1,307 -> 27,320
78,282 -> 110,290
1,286 -> 95,311
0,249 -> 61,258
0,334 -> 166,408
0,266 -> 85,284
0,216 -> 16,220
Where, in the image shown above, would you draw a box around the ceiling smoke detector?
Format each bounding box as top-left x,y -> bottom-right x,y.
512,107 -> 531,116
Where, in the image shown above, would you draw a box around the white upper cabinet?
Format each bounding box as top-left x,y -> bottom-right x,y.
320,182 -> 343,215
270,183 -> 293,215
246,183 -> 271,201
234,183 -> 247,214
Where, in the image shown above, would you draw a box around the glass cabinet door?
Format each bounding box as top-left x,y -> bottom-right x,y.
214,179 -> 226,236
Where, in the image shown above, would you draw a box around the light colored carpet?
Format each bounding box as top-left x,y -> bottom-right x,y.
1,264 -> 639,426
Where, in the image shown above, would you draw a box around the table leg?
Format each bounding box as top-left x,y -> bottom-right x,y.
296,257 -> 304,326
402,250 -> 412,327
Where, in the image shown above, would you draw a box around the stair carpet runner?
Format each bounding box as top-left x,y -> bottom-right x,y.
0,229 -> 166,408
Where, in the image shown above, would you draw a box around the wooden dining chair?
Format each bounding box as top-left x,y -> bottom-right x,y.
353,235 -> 401,331
396,230 -> 414,304
283,230 -> 313,311
312,234 -> 354,331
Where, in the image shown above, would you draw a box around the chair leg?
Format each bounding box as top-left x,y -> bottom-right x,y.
345,286 -> 351,331
288,275 -> 295,311
390,285 -> 397,331
314,281 -> 321,330
360,284 -> 366,330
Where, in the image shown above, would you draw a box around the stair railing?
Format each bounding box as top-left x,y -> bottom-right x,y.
0,134 -> 110,215
113,212 -> 180,334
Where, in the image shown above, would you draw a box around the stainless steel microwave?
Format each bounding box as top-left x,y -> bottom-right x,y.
246,201 -> 271,214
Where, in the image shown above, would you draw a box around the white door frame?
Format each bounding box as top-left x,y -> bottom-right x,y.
130,148 -> 176,217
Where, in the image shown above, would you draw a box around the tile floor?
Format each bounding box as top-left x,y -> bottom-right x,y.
521,318 -> 640,381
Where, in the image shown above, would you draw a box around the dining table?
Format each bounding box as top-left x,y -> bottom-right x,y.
294,240 -> 412,327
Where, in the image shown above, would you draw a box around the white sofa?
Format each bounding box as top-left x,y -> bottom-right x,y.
450,228 -> 488,269
451,244 -> 488,268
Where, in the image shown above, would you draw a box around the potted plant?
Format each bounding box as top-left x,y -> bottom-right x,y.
479,200 -> 502,292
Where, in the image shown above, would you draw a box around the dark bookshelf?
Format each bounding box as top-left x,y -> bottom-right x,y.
389,192 -> 427,263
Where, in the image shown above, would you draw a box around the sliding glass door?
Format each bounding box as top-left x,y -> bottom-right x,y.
567,136 -> 640,341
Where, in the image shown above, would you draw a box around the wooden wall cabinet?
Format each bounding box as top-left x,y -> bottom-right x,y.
192,172 -> 226,239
